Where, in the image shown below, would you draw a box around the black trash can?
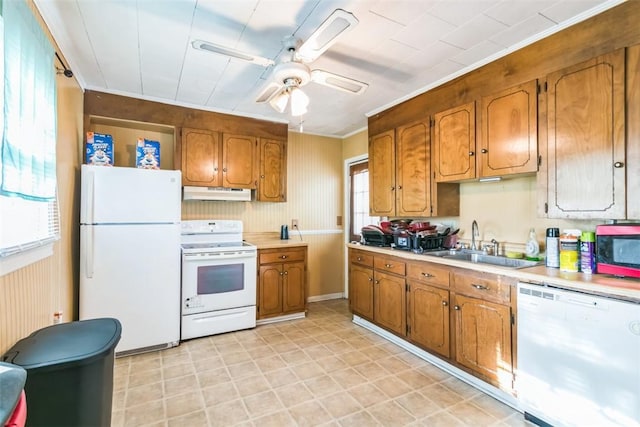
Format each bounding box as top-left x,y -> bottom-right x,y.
2,318 -> 121,427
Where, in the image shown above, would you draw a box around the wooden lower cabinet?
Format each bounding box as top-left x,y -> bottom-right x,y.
349,264 -> 374,320
407,282 -> 450,358
374,271 -> 406,336
257,247 -> 306,319
348,247 -> 516,393
453,294 -> 513,387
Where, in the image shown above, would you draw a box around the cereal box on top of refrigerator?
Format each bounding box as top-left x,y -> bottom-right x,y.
136,138 -> 160,170
86,132 -> 114,166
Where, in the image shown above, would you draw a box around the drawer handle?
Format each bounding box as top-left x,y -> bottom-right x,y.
421,272 -> 434,278
281,255 -> 288,259
385,263 -> 393,268
442,301 -> 448,306
471,283 -> 489,290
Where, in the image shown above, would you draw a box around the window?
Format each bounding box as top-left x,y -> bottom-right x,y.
0,0 -> 59,272
349,161 -> 378,242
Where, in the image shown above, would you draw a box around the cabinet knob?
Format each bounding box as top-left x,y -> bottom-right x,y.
222,168 -> 227,172
614,161 -> 624,168
281,255 -> 288,259
390,186 -> 395,191
442,301 -> 448,306
214,167 -> 218,172
283,271 -> 288,276
471,283 -> 489,290
398,185 -> 402,190
469,151 -> 475,156
280,272 -> 284,276
374,280 -> 380,285
481,148 -> 488,154
357,256 -> 362,261
421,272 -> 434,278
368,277 -> 373,282
261,175 -> 265,178
454,305 -> 460,310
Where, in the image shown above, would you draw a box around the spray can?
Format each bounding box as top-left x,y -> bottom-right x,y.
546,228 -> 560,268
559,229 -> 581,272
580,231 -> 596,274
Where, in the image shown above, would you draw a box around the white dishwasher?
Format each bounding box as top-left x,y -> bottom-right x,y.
517,282 -> 640,427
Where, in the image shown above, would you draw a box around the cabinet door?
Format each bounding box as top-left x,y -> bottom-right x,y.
349,264 -> 374,320
258,264 -> 283,318
396,119 -> 431,217
369,130 -> 396,216
180,128 -> 221,186
480,80 -> 538,178
282,261 -> 305,313
434,102 -> 476,182
257,138 -> 286,202
222,134 -> 257,189
407,282 -> 450,358
373,271 -> 406,336
546,49 -> 625,219
453,294 -> 512,386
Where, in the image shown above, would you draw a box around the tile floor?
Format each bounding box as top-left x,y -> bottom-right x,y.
111,299 -> 529,426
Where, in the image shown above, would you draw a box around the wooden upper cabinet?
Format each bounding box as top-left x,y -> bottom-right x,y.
257,138 -> 287,202
480,80 -> 538,178
396,119 -> 431,217
434,102 -> 476,182
180,128 -> 221,186
369,129 -> 396,216
222,134 -> 257,189
546,49 -> 626,219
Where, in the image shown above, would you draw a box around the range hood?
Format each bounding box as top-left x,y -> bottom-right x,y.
183,186 -> 252,201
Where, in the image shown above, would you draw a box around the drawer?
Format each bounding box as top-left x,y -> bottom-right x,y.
259,248 -> 306,264
374,256 -> 406,276
350,250 -> 374,267
406,261 -> 450,288
452,270 -> 511,304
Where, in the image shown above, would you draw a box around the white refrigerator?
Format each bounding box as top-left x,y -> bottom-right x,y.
80,165 -> 182,354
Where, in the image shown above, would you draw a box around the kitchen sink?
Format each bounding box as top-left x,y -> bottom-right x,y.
424,249 -> 542,269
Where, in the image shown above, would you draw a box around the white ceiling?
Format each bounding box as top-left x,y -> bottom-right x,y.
35,0 -> 623,137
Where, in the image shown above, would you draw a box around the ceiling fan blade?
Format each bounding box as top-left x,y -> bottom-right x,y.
192,40 -> 275,67
255,81 -> 284,103
296,9 -> 358,63
310,70 -> 368,95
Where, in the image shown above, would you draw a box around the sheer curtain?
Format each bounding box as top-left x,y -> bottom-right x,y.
0,0 -> 58,261
1,0 -> 56,200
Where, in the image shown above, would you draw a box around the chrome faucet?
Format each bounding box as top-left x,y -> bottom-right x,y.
471,220 -> 479,251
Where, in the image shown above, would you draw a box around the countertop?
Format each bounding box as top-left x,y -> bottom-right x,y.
347,243 -> 640,302
245,232 -> 308,250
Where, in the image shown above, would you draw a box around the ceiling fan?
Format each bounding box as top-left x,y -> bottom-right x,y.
192,8 -> 369,117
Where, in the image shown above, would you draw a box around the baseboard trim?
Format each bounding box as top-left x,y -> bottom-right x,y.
352,315 -> 521,411
256,312 -> 306,325
307,293 -> 344,303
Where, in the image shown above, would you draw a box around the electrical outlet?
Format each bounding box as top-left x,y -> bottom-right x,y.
291,219 -> 299,229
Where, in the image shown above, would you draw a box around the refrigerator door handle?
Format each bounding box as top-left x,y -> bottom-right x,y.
86,169 -> 95,223
84,227 -> 94,278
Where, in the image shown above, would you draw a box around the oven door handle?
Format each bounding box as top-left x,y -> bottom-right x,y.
183,251 -> 256,261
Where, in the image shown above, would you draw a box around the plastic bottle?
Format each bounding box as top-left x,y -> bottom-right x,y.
580,231 -> 596,274
545,228 -> 560,268
559,229 -> 581,272
525,228 -> 540,259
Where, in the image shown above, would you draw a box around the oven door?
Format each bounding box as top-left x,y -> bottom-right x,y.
181,249 -> 257,315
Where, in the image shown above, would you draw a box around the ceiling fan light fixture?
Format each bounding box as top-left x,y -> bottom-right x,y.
289,87 -> 309,117
269,91 -> 289,113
